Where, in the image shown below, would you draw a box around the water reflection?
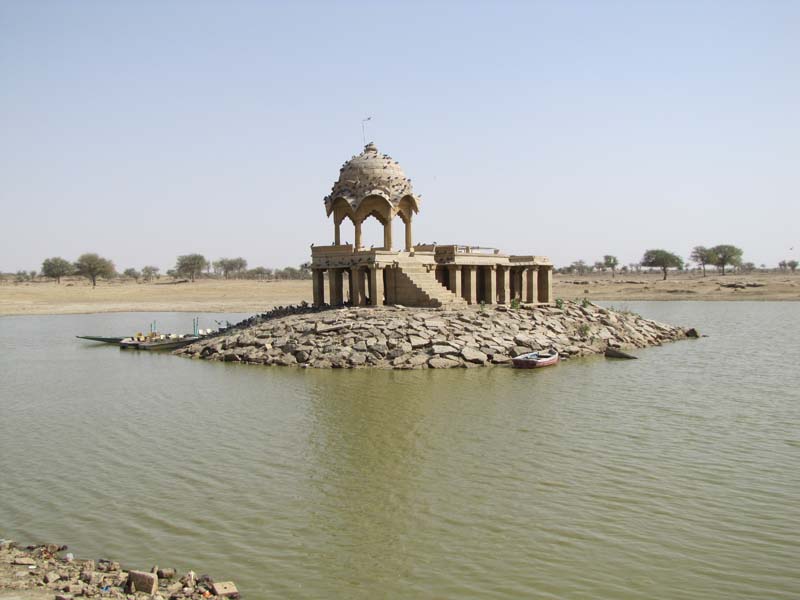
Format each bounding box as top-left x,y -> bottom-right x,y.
302,370 -> 437,592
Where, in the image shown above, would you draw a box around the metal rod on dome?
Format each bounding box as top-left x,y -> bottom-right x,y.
361,116 -> 372,145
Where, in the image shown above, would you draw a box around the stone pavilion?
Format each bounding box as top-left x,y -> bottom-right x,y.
310,143 -> 553,308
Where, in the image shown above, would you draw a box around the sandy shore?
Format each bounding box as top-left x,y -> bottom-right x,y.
0,272 -> 797,316
0,538 -> 239,599
552,271 -> 800,302
0,279 -> 310,316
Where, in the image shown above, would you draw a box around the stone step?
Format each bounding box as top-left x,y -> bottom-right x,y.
395,263 -> 468,307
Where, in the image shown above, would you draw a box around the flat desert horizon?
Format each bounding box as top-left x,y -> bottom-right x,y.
1,271 -> 797,316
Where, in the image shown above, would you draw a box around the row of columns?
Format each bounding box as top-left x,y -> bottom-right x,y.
443,264 -> 552,305
313,264 -> 553,308
312,266 -> 384,307
334,218 -> 413,251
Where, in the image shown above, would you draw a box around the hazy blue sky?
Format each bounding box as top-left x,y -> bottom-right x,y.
2,1 -> 798,272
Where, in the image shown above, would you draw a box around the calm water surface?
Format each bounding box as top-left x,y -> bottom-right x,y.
1,304 -> 799,598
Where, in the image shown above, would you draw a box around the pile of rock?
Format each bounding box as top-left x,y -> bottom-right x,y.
176,300 -> 689,369
0,539 -> 239,599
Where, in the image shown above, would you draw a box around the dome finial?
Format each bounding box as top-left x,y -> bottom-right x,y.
364,141 -> 378,153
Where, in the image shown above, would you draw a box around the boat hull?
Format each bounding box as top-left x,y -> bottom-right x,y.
76,336 -> 126,344
511,352 -> 559,369
120,337 -> 200,351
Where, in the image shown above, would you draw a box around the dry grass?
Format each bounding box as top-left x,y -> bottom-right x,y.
552,271 -> 800,302
0,278 -> 311,315
0,271 -> 798,316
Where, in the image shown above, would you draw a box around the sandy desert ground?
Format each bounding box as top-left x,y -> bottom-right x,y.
0,272 -> 798,316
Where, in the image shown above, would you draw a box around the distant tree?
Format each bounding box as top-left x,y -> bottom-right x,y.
41,257 -> 72,284
231,257 -> 247,278
141,266 -> 160,281
709,244 -> 743,275
620,265 -> 629,274
175,254 -> 206,282
641,249 -> 683,280
15,270 -> 30,282
74,253 -> 115,287
570,260 -> 589,276
778,260 -> 788,271
166,269 -> 177,278
248,266 -> 269,280
603,255 -> 619,278
123,268 -> 141,281
220,258 -> 233,278
593,261 -> 606,272
213,257 -> 248,279
690,246 -> 714,277
788,260 -> 799,273
740,262 -> 755,273
29,270 -> 37,279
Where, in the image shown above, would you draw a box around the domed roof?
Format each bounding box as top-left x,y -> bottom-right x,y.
324,142 -> 420,216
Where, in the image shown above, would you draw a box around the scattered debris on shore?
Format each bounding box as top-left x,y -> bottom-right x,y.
176,300 -> 691,369
0,538 -> 240,599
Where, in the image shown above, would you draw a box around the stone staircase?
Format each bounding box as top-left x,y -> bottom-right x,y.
394,259 -> 468,308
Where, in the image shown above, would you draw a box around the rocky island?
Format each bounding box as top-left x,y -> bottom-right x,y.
176,300 -> 690,369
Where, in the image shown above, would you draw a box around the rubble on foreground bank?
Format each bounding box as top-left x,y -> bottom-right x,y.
176,300 -> 690,369
0,539 -> 240,599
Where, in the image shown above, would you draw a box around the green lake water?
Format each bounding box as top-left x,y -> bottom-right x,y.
1,302 -> 798,598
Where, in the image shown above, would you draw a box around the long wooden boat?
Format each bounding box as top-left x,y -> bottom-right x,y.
119,334 -> 200,351
511,350 -> 559,369
76,335 -> 126,344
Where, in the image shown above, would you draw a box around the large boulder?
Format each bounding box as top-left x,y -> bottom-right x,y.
461,347 -> 488,364
428,357 -> 461,369
126,571 -> 158,595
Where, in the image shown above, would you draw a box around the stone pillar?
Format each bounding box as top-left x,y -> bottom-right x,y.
525,267 -> 538,303
463,266 -> 476,304
369,266 -> 384,306
328,268 -> 344,306
354,221 -> 362,250
383,221 -> 392,251
485,266 -> 497,304
508,267 -> 519,300
312,269 -> 325,307
538,266 -> 553,304
497,265 -> 511,304
347,269 -> 355,304
383,267 -> 396,305
447,265 -> 462,298
334,221 -> 341,245
404,219 -> 412,252
350,266 -> 366,305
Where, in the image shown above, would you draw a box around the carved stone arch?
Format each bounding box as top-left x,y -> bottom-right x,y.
363,209 -> 387,225
354,195 -> 394,225
398,195 -> 419,218
330,197 -> 356,245
330,197 -> 355,224
397,195 -> 418,251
